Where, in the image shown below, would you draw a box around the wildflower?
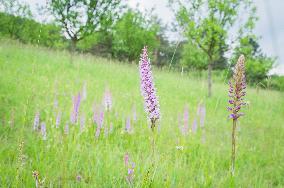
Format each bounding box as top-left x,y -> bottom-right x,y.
228,55 -> 247,176
126,162 -> 135,183
32,170 -> 39,188
32,170 -> 44,188
64,122 -> 69,135
124,153 -> 129,166
41,122 -> 47,140
54,98 -> 58,109
98,110 -> 104,127
95,111 -> 103,138
132,105 -> 137,122
103,88 -> 112,111
55,111 -> 61,128
16,141 -> 25,181
198,104 -> 206,128
227,55 -> 247,120
93,110 -> 99,125
76,175 -> 82,182
175,145 -> 184,150
80,114 -> 85,133
125,117 -> 132,133
95,126 -> 101,138
70,93 -> 81,124
182,105 -> 189,135
191,119 -> 197,133
33,111 -> 40,130
197,103 -> 206,143
139,46 -> 160,130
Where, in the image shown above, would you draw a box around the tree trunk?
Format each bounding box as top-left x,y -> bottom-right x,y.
208,62 -> 213,97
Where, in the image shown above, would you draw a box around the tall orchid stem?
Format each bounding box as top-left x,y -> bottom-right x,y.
150,121 -> 157,185
231,119 -> 237,176
151,122 -> 156,164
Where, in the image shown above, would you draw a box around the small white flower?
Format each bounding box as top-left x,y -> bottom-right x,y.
176,146 -> 184,150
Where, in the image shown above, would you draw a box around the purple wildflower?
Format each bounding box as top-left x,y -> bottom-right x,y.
93,111 -> 99,125
95,111 -> 104,138
124,153 -> 129,166
126,162 -> 135,183
80,114 -> 85,133
95,126 -> 101,138
228,55 -> 246,176
70,93 -> 81,124
41,122 -> 47,140
139,46 -> 160,130
179,105 -> 189,135
125,117 -> 132,133
103,88 -> 112,111
132,105 -> 137,122
76,175 -> 82,182
198,103 -> 206,143
191,118 -> 197,133
99,110 -> 104,127
198,104 -> 206,128
64,122 -> 69,135
228,55 -> 247,120
54,98 -> 58,109
183,105 -> 189,133
33,111 -> 40,131
55,111 -> 61,128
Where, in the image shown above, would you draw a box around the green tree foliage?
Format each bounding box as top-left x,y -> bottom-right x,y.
172,0 -> 255,97
268,75 -> 284,91
77,30 -> 113,57
156,36 -> 182,68
48,0 -> 122,52
111,9 -> 160,62
233,36 -> 275,84
0,13 -> 64,48
0,0 -> 31,38
180,42 -> 207,71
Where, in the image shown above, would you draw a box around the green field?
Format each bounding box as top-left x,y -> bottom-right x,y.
0,40 -> 284,187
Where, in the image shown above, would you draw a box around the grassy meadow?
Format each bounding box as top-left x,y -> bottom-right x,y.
0,40 -> 284,187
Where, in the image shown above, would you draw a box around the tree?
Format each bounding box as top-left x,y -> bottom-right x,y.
112,9 -> 160,62
0,0 -> 31,38
232,36 -> 274,84
180,42 -> 208,71
48,0 -> 122,56
231,1 -> 275,85
172,0 -> 256,97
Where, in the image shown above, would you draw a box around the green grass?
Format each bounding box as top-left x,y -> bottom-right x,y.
0,39 -> 284,187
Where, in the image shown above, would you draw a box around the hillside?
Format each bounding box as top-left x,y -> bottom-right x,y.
0,40 -> 284,187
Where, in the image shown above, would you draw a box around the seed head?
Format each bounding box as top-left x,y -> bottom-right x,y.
228,55 -> 246,120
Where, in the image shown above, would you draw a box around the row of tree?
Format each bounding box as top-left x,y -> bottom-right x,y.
0,0 -> 282,93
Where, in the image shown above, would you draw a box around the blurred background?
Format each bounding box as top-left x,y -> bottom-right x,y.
0,0 -> 283,90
